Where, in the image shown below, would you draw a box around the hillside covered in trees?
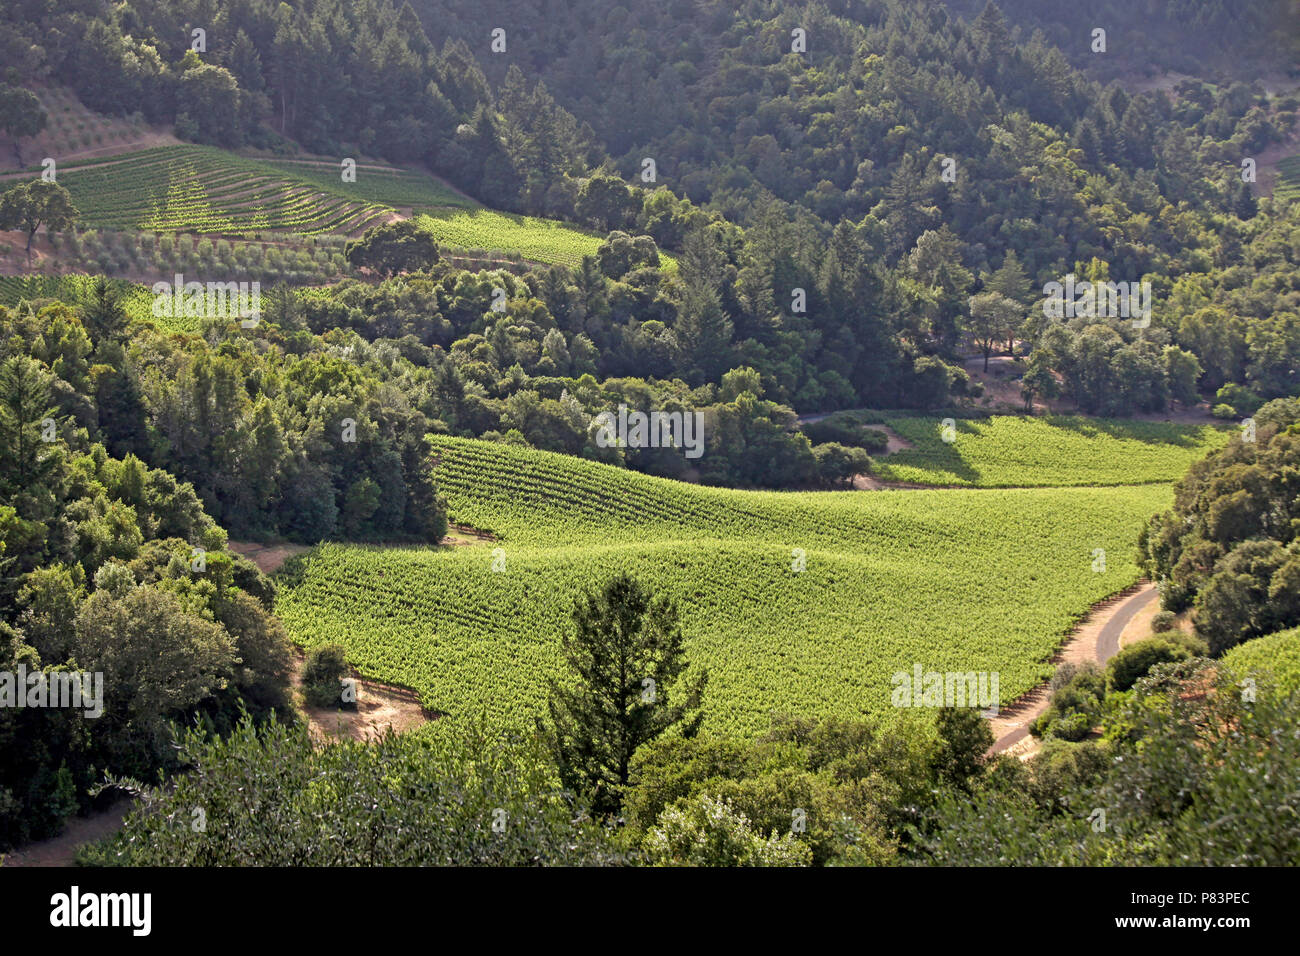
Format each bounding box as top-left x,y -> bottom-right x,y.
3,0 -> 1298,424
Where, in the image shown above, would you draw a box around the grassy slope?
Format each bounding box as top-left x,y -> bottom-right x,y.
275,434 -> 1173,737
414,210 -> 677,269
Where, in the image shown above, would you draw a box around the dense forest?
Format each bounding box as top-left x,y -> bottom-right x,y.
3,0 -> 1299,428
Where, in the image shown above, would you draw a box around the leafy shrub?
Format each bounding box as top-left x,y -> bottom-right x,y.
1215,383 -> 1262,416
1107,637 -> 1193,691
1033,662 -> 1106,739
77,717 -> 618,866
1211,403 -> 1237,419
812,442 -> 872,487
1195,539 -> 1300,655
1027,739 -> 1111,813
915,668 -> 1300,865
1164,629 -> 1208,656
1040,709 -> 1093,741
93,561 -> 136,599
302,643 -> 350,708
803,416 -> 890,452
1150,610 -> 1177,633
642,793 -> 811,867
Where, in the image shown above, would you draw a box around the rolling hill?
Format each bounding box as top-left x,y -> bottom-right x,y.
274,434 -> 1178,737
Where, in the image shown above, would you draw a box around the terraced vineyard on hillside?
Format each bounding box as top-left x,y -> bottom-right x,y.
37,144 -> 622,267
876,415 -> 1231,487
259,159 -> 474,211
55,145 -> 396,236
275,435 -> 1173,738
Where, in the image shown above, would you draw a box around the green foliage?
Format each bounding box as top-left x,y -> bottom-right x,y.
811,442 -> 872,488
596,231 -> 660,279
345,219 -> 440,278
302,643 -> 349,709
575,175 -> 640,233
74,585 -> 237,768
801,413 -> 890,453
1150,610 -> 1178,633
1025,739 -> 1113,816
0,83 -> 47,166
542,573 -> 706,816
624,713 -> 933,866
1106,636 -> 1193,691
1,0 -> 1293,867
1215,382 -> 1262,416
931,707 -> 994,791
0,409 -> 293,846
913,666 -> 1300,865
1031,661 -> 1107,741
641,793 -> 811,866
78,717 -> 619,866
1141,408 -> 1300,646
4,0 -> 1296,420
0,179 -> 78,256
1222,626 -> 1300,696
1196,540 -> 1300,655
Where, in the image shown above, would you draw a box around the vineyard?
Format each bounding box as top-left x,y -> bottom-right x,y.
55,145 -> 395,236
274,435 -> 1172,737
30,143 -> 641,266
874,415 -> 1231,487
1222,626 -> 1300,695
0,275 -> 154,321
1276,155 -> 1300,204
258,159 -> 473,211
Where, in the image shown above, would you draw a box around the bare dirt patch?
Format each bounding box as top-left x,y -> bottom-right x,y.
1119,596 -> 1161,650
1,800 -> 130,868
963,354 -> 1032,413
876,425 -> 913,455
228,540 -> 312,575
442,523 -> 496,546
1119,601 -> 1195,650
294,650 -> 434,744
850,473 -> 935,491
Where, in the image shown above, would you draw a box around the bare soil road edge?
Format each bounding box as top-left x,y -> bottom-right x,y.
988,582 -> 1158,757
